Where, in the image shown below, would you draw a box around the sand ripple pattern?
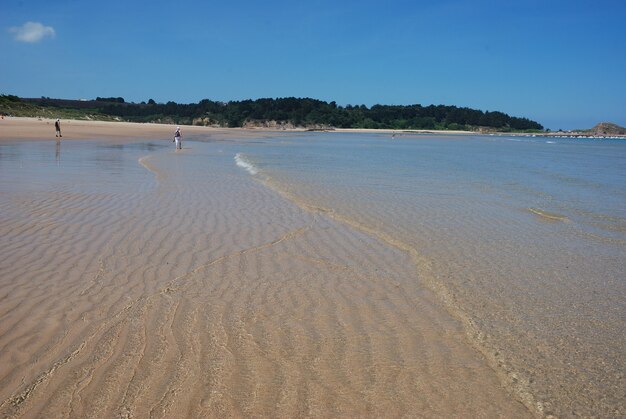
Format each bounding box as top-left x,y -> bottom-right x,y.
0,142 -> 529,418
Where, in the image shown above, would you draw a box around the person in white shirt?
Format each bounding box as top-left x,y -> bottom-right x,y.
174,126 -> 182,149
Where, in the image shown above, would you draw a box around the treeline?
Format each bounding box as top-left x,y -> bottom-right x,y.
96,97 -> 125,103
14,95 -> 543,131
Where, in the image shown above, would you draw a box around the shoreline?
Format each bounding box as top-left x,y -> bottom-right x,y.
0,116 -> 510,143
2,116 -> 623,143
0,116 -> 295,143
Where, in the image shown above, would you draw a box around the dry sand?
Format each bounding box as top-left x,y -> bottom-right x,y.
0,118 -> 531,417
0,117 -> 299,143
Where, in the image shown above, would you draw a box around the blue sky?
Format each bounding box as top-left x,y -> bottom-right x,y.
2,0 -> 625,130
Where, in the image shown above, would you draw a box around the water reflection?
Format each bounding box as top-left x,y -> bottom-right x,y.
56,140 -> 61,166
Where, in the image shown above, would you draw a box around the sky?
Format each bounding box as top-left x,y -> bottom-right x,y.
1,0 -> 625,130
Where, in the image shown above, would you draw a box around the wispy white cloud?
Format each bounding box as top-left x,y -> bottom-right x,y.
9,21 -> 56,43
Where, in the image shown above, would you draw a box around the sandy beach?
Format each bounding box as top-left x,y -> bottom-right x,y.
0,117 -> 306,142
0,117 -> 533,417
0,117 -> 478,143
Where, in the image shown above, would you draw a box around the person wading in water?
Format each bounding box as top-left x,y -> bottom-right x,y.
174,126 -> 182,149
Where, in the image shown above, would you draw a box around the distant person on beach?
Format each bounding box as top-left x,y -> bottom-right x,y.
55,119 -> 62,138
174,126 -> 182,149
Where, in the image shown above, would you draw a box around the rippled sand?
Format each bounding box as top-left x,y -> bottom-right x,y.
249,132 -> 626,418
0,132 -> 530,417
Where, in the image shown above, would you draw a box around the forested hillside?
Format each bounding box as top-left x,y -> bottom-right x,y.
2,95 -> 543,131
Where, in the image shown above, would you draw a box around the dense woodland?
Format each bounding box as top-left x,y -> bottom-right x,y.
2,95 -> 544,131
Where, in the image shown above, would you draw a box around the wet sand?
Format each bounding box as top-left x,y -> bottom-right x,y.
0,118 -> 531,417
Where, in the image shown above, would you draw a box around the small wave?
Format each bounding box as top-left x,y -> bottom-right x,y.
528,207 -> 568,222
234,153 -> 258,175
546,141 -> 556,144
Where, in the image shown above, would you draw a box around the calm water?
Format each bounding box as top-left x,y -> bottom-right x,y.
0,140 -> 164,194
234,132 -> 626,416
1,134 -> 624,415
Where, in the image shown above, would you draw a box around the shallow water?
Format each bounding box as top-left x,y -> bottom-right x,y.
234,133 -> 626,417
0,138 -> 532,417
